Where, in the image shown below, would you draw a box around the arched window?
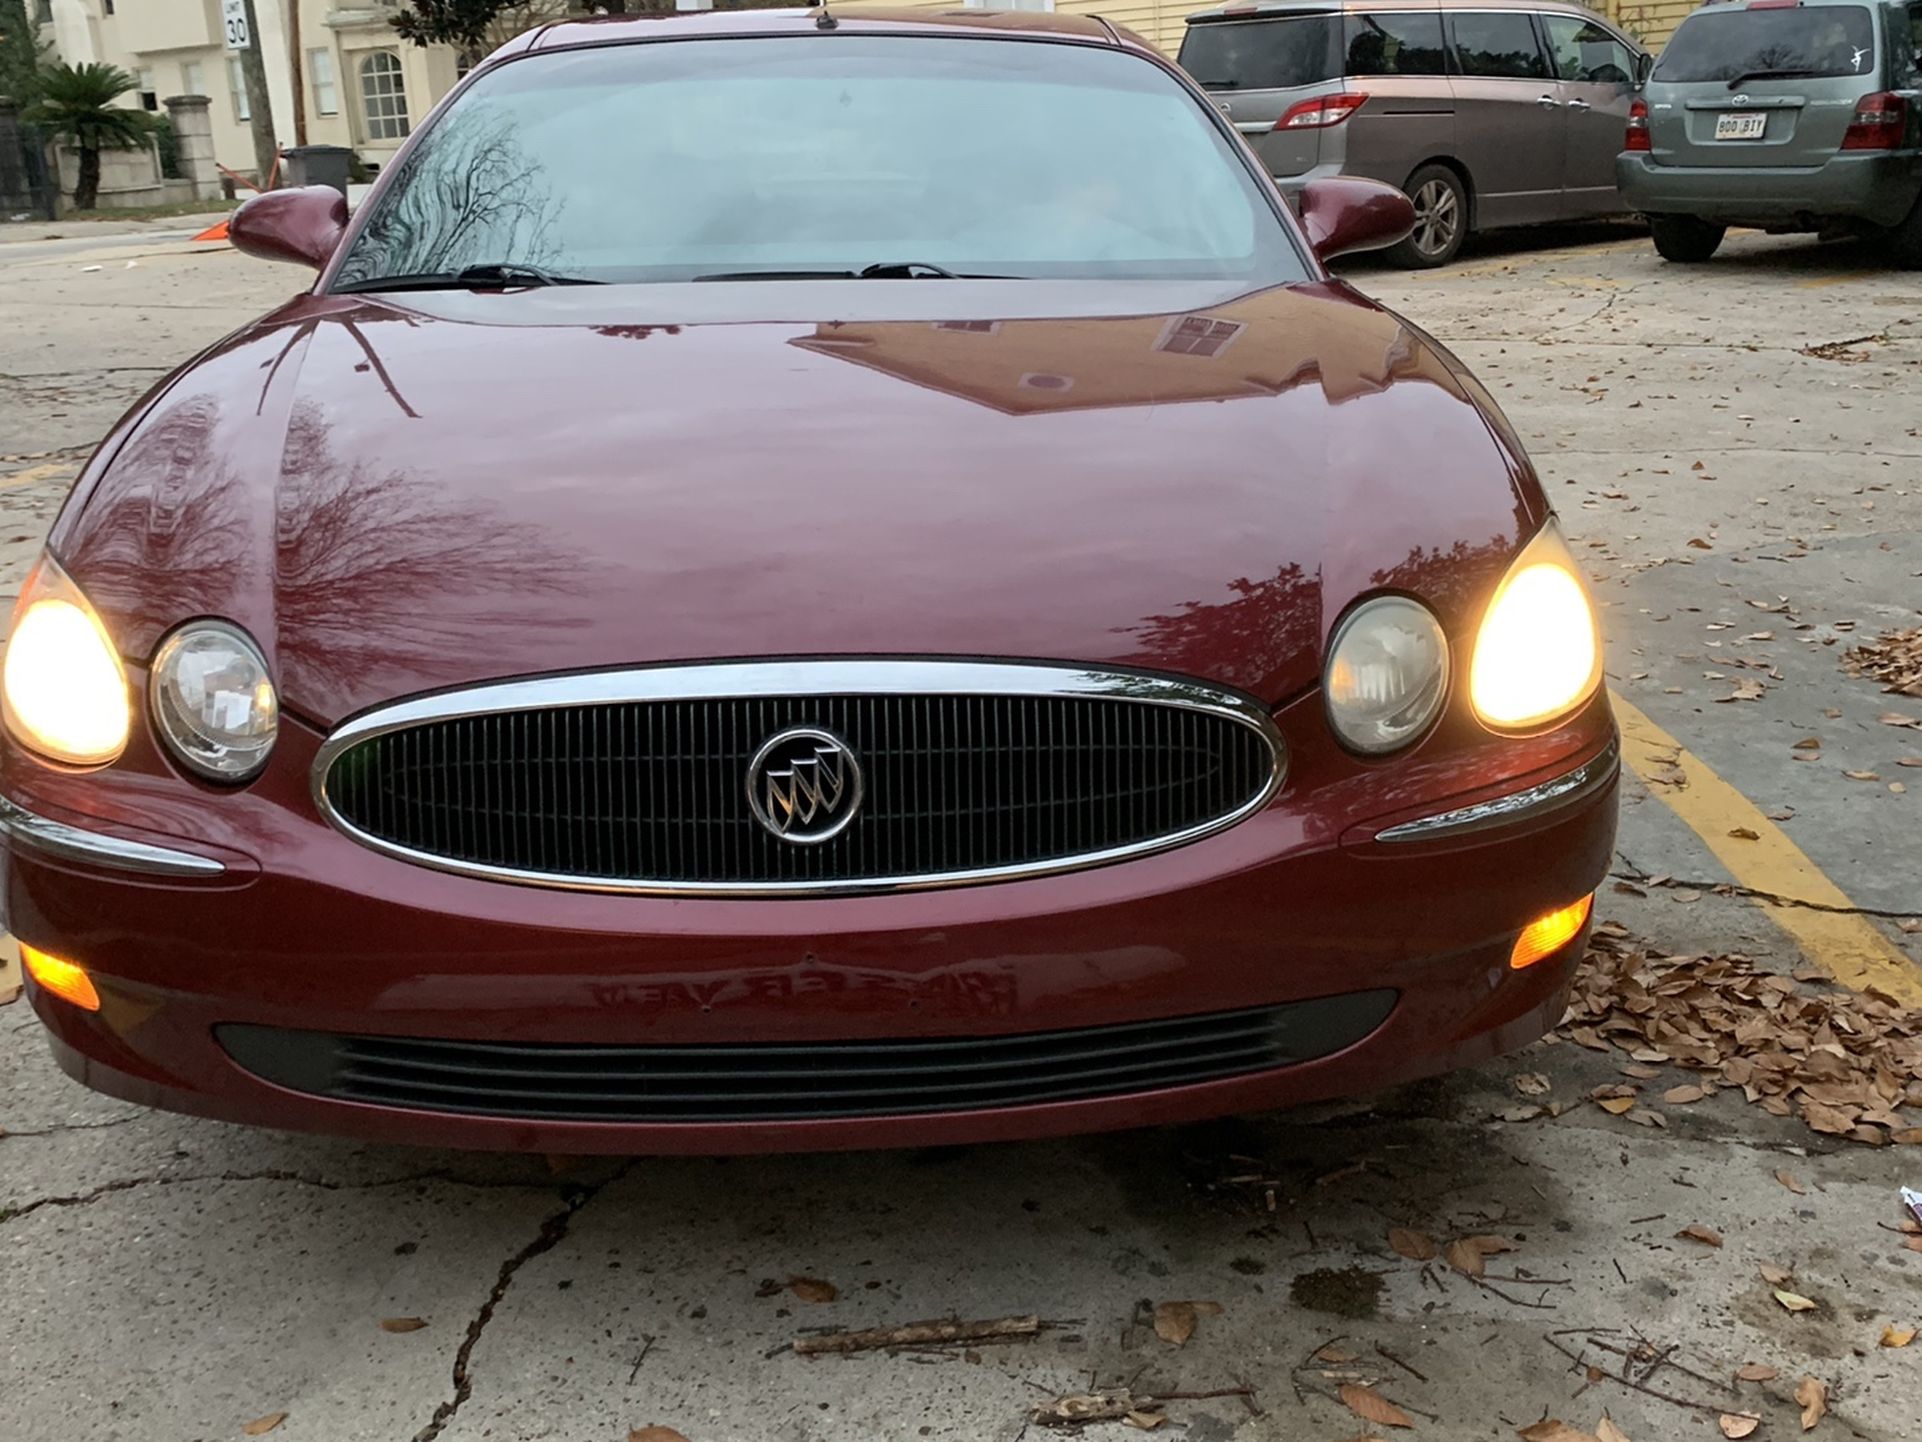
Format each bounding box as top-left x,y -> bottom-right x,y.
359,52 -> 411,142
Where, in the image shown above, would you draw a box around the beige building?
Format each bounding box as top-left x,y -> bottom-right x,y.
40,0 -> 463,181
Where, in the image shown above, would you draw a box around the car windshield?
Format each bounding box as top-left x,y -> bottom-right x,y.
332,35 -> 1306,288
1178,15 -> 1341,89
1651,4 -> 1876,84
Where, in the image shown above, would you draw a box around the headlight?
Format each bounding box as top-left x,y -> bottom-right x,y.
1325,595 -> 1450,754
1,556 -> 131,766
150,621 -> 278,781
1469,520 -> 1602,732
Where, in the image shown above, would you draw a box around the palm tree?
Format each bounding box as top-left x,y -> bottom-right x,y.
25,62 -> 150,211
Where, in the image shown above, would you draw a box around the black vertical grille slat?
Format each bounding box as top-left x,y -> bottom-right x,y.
322,679 -> 1278,891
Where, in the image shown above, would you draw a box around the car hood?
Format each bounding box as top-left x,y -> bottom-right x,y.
55,280 -> 1541,728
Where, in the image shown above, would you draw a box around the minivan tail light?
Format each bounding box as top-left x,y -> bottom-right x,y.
1625,98 -> 1651,152
1841,92 -> 1906,150
1276,93 -> 1368,130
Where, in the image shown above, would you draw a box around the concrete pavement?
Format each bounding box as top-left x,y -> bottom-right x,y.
1,224 -> 1918,1442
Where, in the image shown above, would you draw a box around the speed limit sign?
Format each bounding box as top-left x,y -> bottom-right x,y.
223,0 -> 249,50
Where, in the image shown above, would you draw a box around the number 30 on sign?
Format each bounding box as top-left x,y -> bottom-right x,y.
223,0 -> 250,50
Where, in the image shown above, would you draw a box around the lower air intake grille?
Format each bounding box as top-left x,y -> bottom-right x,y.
217,993 -> 1395,1124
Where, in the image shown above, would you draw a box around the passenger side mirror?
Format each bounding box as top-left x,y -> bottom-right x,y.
228,185 -> 349,271
1635,51 -> 1654,85
1297,178 -> 1416,264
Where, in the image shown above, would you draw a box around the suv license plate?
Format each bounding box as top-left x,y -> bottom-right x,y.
1715,112 -> 1768,140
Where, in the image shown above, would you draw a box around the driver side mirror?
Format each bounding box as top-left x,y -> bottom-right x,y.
1298,177 -> 1416,264
228,185 -> 349,270
1634,51 -> 1654,85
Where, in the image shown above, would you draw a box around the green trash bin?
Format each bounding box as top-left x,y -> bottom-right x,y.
281,145 -> 353,200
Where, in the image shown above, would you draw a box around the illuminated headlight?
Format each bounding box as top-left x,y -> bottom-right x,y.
1470,520 -> 1602,732
1325,595 -> 1450,754
1,556 -> 131,767
150,621 -> 278,781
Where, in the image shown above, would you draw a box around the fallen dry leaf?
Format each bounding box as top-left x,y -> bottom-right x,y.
1676,1224 -> 1724,1248
1719,1415 -> 1761,1439
1444,1234 -> 1518,1278
1340,1383 -> 1413,1429
378,1317 -> 427,1333
242,1416 -> 288,1438
1736,1363 -> 1778,1382
1597,1096 -> 1637,1116
1514,1072 -> 1553,1097
1774,1170 -> 1806,1195
1596,1419 -> 1632,1442
1518,1422 -> 1601,1442
1795,1375 -> 1827,1431
1726,828 -> 1760,842
1388,1226 -> 1437,1262
1880,1323 -> 1916,1348
787,1277 -> 838,1305
629,1429 -> 694,1442
1152,1301 -> 1197,1347
1664,1085 -> 1707,1105
1316,1343 -> 1362,1364
1846,627 -> 1922,698
1844,770 -> 1882,782
1774,1289 -> 1819,1313
1760,1263 -> 1794,1285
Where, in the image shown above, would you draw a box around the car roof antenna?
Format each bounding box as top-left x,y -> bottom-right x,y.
813,0 -> 837,30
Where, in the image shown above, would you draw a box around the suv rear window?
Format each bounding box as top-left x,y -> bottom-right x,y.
1179,15 -> 1340,89
1652,4 -> 1877,84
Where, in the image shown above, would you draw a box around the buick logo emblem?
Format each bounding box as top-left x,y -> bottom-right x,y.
746,727 -> 863,844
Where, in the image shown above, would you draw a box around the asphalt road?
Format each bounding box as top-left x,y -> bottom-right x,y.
2,217 -> 1918,1442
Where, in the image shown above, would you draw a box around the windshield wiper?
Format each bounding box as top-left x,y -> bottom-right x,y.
692,261 -> 997,282
1723,67 -> 1826,90
334,262 -> 604,293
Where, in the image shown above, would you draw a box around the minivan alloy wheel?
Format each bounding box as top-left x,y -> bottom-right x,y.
1411,178 -> 1460,258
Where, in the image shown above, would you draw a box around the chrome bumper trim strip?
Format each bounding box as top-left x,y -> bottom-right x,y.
0,794 -> 227,877
1374,740 -> 1619,844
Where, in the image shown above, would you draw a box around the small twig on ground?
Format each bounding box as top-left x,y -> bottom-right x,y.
1542,1336 -> 1733,1414
1472,1276 -> 1558,1310
795,1315 -> 1041,1357
1583,1336 -> 1734,1394
626,1334 -> 655,1385
1375,1344 -> 1430,1383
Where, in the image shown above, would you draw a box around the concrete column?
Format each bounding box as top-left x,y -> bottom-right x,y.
163,95 -> 223,202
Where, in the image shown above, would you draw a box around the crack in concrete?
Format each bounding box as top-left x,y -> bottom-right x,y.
412,1162 -> 634,1442
1,1114 -> 142,1138
0,1166 -> 565,1224
1609,866 -> 1922,922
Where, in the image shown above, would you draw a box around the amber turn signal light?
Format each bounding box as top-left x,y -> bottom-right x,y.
1510,894 -> 1594,971
20,943 -> 100,1011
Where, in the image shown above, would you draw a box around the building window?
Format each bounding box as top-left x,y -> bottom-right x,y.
1157,316 -> 1244,359
136,67 -> 157,111
34,0 -> 52,24
182,60 -> 205,98
229,55 -> 250,122
102,0 -> 114,13
358,51 -> 410,141
309,49 -> 340,116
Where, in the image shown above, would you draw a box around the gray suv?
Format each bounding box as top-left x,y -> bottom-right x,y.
1178,0 -> 1651,266
1617,0 -> 1922,266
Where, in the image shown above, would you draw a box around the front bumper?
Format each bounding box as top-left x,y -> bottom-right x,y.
6,697 -> 1618,1154
1617,150 -> 1922,228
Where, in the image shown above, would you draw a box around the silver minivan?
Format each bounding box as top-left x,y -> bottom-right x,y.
1616,0 -> 1922,266
1178,0 -> 1651,266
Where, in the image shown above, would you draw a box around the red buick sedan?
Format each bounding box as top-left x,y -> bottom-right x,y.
3,8 -> 1617,1154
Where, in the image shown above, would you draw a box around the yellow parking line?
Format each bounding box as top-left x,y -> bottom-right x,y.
1,463 -> 79,490
1612,691 -> 1922,1003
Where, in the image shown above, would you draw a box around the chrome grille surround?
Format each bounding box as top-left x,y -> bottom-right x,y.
311,660 -> 1287,896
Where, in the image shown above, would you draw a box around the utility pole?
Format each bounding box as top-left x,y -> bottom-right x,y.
225,0 -> 279,186
289,0 -> 307,146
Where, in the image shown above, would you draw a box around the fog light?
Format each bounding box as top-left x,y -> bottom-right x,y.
21,942 -> 100,1011
1510,894 -> 1593,970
